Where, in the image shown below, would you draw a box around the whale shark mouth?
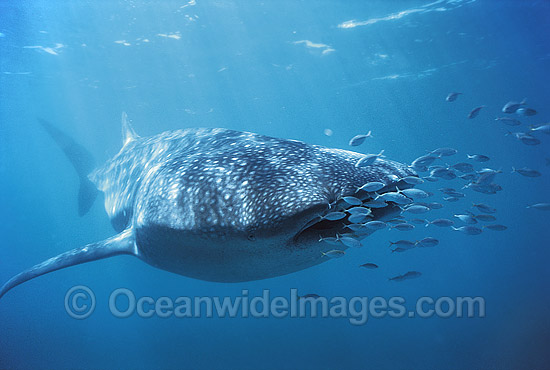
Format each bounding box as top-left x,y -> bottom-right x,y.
294,205 -> 400,242
293,187 -> 407,244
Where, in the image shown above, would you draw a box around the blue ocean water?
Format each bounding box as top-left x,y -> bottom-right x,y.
1,0 -> 549,369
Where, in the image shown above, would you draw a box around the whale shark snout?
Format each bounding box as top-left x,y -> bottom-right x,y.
0,115 -> 416,299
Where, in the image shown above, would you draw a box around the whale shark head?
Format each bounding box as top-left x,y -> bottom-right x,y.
0,117 -> 416,299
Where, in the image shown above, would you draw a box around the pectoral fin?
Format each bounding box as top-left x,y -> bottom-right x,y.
0,229 -> 137,300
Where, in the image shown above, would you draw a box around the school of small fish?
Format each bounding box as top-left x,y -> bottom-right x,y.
315,94 -> 548,283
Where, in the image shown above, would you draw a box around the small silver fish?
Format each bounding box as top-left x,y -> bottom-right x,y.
360,263 -> 379,269
444,197 -> 460,202
411,154 -> 438,168
502,99 -> 526,113
467,154 -> 490,162
530,124 -> 550,135
364,221 -> 387,230
483,224 -> 507,231
390,223 -> 415,231
362,200 -> 387,208
338,235 -> 363,248
459,173 -> 478,181
342,196 -> 362,206
349,131 -> 373,146
387,217 -> 406,224
519,135 -> 540,146
451,162 -> 475,173
427,218 -> 454,227
431,167 -> 457,180
475,168 -> 501,185
495,117 -> 522,126
402,271 -> 422,279
399,188 -> 429,199
439,187 -> 456,194
319,236 -> 341,245
466,183 -> 501,195
411,201 -> 430,207
400,176 -> 424,185
412,165 -> 429,173
506,131 -> 541,146
403,205 -> 430,214
390,271 -> 422,281
446,92 -> 462,102
418,237 -> 439,247
356,150 -> 385,167
348,213 -> 369,224
474,214 -> 496,222
454,213 -> 478,224
347,206 -> 372,215
410,218 -> 427,225
445,190 -> 466,198
516,107 -> 537,116
323,211 -> 347,221
468,106 -> 485,119
452,226 -> 482,235
472,203 -> 496,214
511,167 -> 541,177
390,247 -> 409,254
377,192 -> 413,205
427,202 -> 443,209
357,181 -> 385,193
321,250 -> 346,258
431,147 -> 458,157
526,203 -> 550,211
389,240 -> 416,249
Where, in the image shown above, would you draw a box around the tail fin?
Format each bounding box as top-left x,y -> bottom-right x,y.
39,119 -> 99,216
0,229 -> 136,300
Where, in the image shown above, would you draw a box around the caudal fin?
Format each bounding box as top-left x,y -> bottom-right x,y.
39,119 -> 99,216
0,229 -> 136,300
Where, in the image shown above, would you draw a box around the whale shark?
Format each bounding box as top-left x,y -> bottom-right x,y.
0,113 -> 416,299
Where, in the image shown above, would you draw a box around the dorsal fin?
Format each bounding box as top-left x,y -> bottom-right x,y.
121,112 -> 139,146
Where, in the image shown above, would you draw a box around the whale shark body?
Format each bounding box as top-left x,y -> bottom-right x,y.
0,114 -> 416,299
